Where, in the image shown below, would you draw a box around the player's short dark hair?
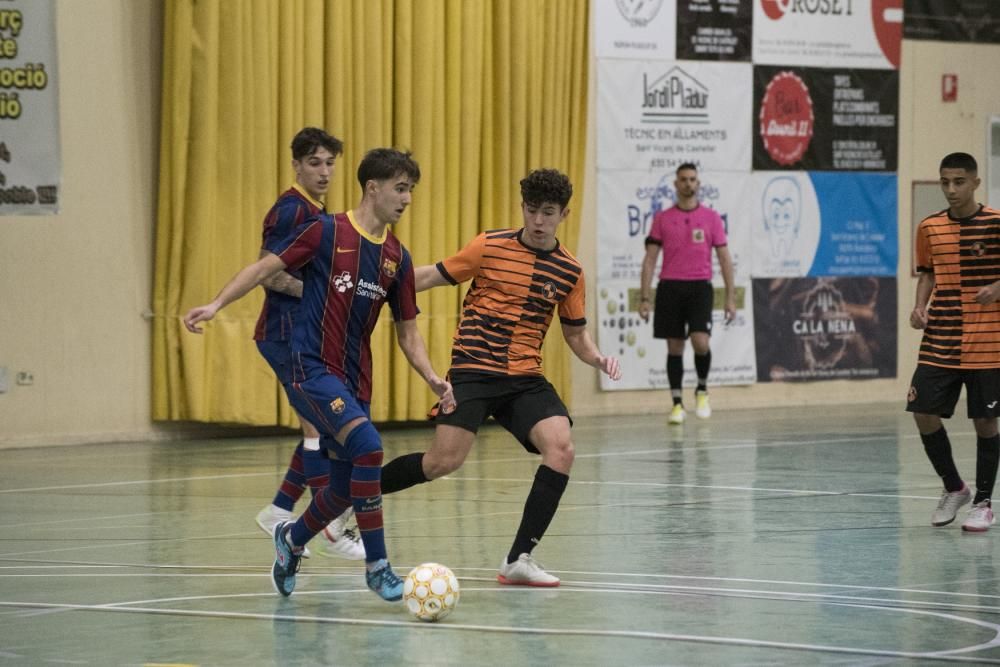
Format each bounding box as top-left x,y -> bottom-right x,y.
290,127 -> 344,161
357,148 -> 421,189
520,169 -> 573,209
940,152 -> 978,174
676,162 -> 698,176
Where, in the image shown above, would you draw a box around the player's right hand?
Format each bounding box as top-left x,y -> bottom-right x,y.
183,304 -> 218,333
638,301 -> 651,322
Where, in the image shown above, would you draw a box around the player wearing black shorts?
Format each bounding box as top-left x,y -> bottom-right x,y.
380,169 -> 621,586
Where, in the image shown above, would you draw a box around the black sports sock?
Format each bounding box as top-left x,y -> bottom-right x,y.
694,352 -> 711,393
507,465 -> 569,564
974,434 -> 1000,504
667,355 -> 683,404
380,452 -> 428,494
921,427 -> 964,492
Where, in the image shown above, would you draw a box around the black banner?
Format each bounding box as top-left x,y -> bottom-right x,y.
753,65 -> 899,171
753,277 -> 898,382
904,0 -> 1000,43
676,0 -> 752,61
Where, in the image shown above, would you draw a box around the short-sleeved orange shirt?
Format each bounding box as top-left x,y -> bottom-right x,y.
915,205 -> 1000,369
437,229 -> 587,376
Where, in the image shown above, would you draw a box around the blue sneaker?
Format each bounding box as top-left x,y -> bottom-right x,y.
271,521 -> 303,597
365,559 -> 404,602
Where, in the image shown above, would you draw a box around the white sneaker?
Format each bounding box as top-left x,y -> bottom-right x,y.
695,391 -> 711,419
961,500 -> 995,532
316,508 -> 366,560
668,404 -> 686,425
256,504 -> 310,557
497,553 -> 560,587
930,486 -> 972,527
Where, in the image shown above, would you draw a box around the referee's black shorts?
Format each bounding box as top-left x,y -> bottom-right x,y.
653,279 -> 714,340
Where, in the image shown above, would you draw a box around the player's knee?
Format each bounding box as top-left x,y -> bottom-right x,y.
423,448 -> 465,479
343,420 -> 382,458
543,438 -> 575,473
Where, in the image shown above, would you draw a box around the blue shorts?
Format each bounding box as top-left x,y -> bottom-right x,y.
256,340 -> 293,385
287,373 -> 372,460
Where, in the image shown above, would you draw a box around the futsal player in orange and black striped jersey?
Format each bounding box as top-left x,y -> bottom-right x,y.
907,152 -> 1000,532
381,169 -> 622,586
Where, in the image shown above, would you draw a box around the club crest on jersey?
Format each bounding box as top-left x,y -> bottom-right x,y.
382,258 -> 398,278
542,281 -> 557,300
692,228 -> 705,243
971,241 -> 986,257
330,397 -> 346,414
334,271 -> 354,293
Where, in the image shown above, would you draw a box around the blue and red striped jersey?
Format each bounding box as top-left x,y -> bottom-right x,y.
275,210 -> 418,401
253,184 -> 325,341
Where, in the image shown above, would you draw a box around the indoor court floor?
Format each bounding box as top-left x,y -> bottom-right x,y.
3,402 -> 1000,666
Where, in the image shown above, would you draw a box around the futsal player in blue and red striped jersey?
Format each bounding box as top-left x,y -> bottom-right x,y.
184,148 -> 454,602
252,127 -> 364,562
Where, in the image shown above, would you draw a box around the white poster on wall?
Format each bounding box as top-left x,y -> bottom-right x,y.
593,0 -> 677,60
753,0 -> 903,69
0,0 -> 60,215
597,59 -> 753,173
596,169 -> 756,390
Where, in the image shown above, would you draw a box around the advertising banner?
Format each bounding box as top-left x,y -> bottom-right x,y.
753,0 -> 903,69
753,276 -> 897,382
753,65 -> 898,172
0,0 -> 60,215
593,0 -> 677,59
904,0 -> 1000,44
751,171 -> 897,277
598,59 -> 753,173
596,169 -> 756,390
676,0 -> 753,61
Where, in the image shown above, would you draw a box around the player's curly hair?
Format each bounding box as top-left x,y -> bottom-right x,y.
291,127 -> 344,161
520,169 -> 573,209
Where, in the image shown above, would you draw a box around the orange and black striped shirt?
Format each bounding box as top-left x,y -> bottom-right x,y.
436,229 -> 587,376
915,205 -> 1000,369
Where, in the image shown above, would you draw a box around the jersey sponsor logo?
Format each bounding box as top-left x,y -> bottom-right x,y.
357,277 -> 388,301
382,258 -> 398,278
336,245 -> 356,253
330,397 -> 346,414
333,271 -> 355,293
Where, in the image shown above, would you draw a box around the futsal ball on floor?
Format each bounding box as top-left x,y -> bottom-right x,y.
403,563 -> 460,622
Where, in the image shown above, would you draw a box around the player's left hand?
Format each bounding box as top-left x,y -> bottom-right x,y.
429,376 -> 456,414
974,281 -> 1000,305
600,355 -> 622,381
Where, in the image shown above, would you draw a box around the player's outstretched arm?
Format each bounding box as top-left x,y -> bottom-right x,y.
561,323 -> 622,381
394,318 -> 456,413
257,250 -> 303,298
184,253 -> 288,333
414,264 -> 451,292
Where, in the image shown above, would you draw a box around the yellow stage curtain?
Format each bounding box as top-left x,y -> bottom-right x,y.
153,0 -> 589,426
